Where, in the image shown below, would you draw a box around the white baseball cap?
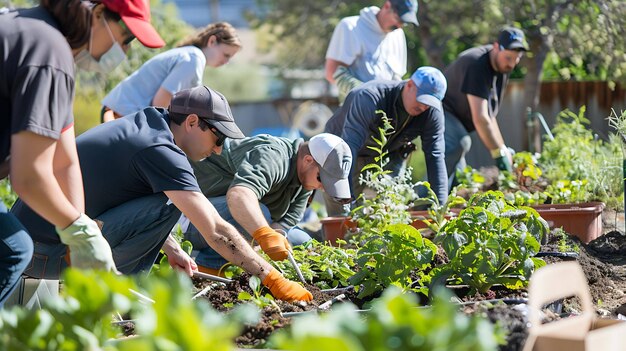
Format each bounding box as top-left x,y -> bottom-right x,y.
309,133 -> 352,203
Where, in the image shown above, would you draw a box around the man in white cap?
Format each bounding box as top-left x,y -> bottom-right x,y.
325,0 -> 419,103
12,85 -> 312,302
324,66 -> 448,216
182,133 -> 352,275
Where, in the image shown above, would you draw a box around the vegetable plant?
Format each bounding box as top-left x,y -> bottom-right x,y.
349,223 -> 437,299
431,191 -> 548,295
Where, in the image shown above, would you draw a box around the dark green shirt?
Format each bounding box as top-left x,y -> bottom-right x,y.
191,135 -> 312,227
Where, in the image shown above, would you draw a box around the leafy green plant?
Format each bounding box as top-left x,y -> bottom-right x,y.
0,268 -> 256,351
237,275 -> 280,311
349,223 -> 437,299
540,106 -> 622,207
0,178 -> 17,208
431,191 -> 548,295
414,181 -> 466,233
269,286 -> 504,351
271,239 -> 356,289
455,165 -> 486,193
545,179 -> 591,204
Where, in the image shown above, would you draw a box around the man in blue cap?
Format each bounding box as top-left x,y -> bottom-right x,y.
443,27 -> 529,186
324,66 -> 448,216
325,0 -> 419,103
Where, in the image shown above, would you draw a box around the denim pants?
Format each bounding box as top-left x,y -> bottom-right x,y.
0,202 -> 33,307
25,193 -> 181,279
444,112 -> 473,189
183,195 -> 312,269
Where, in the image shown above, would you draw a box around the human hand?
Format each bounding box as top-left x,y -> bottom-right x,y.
167,247 -> 198,277
252,226 -> 291,261
56,214 -> 117,272
262,268 -> 312,302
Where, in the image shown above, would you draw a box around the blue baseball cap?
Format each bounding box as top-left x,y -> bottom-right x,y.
410,66 -> 447,112
390,0 -> 419,26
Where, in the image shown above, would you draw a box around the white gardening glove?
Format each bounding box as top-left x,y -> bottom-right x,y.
56,214 -> 117,271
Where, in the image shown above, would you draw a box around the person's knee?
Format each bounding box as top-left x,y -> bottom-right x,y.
10,230 -> 34,268
286,226 -> 312,246
459,135 -> 472,153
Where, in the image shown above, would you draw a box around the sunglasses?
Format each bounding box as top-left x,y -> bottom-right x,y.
210,128 -> 227,147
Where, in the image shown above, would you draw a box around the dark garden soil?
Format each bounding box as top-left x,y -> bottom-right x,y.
192,272 -> 344,348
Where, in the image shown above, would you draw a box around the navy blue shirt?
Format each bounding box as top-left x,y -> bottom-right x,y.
325,80 -> 448,204
12,107 -> 200,244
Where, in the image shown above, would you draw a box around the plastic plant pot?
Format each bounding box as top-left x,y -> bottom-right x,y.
319,216 -> 356,245
531,202 -> 605,243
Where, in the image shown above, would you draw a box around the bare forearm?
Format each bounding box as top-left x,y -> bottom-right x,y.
162,234 -> 181,256
227,186 -> 269,234
474,116 -> 505,151
54,161 -> 84,213
165,190 -> 273,279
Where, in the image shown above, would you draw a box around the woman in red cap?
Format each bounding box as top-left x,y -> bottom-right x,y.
0,0 -> 164,307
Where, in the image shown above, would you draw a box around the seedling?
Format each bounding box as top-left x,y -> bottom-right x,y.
238,276 -> 280,311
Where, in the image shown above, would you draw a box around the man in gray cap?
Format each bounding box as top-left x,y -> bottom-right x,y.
443,27 -> 529,187
325,0 -> 419,103
181,132 -> 352,275
12,85 -> 313,302
324,66 -> 448,216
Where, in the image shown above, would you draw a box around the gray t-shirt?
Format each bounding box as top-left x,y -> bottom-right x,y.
442,45 -> 509,132
0,6 -> 75,177
12,108 -> 201,244
191,135 -> 311,227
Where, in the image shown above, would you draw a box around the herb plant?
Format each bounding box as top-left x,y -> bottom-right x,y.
351,111 -> 419,237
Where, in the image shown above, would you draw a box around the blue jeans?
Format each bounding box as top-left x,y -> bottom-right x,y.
444,112 -> 472,189
25,193 -> 180,279
184,195 -> 312,269
0,202 -> 33,308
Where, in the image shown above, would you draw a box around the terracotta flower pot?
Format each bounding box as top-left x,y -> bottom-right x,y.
531,202 -> 606,243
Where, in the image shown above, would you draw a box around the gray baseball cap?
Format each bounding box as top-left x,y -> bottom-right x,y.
169,86 -> 245,139
309,133 -> 352,203
390,0 -> 419,26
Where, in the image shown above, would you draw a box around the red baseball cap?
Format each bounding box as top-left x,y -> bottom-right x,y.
101,0 -> 165,48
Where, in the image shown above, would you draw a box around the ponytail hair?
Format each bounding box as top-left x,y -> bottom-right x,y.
40,0 -> 120,49
177,22 -> 241,49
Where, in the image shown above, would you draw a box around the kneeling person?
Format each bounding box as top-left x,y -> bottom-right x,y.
184,133 -> 353,273
12,86 -> 312,302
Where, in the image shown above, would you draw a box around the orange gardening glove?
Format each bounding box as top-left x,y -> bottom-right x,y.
262,268 -> 312,302
252,226 -> 291,261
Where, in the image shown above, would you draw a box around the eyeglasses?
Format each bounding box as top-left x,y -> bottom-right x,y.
210,128 -> 227,147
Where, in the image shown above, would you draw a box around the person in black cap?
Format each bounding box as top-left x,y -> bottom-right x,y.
325,0 -> 419,103
442,27 -> 529,187
11,86 -> 313,302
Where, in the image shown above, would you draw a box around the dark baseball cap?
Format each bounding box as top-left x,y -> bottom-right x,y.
498,27 -> 529,51
390,0 -> 419,26
169,86 -> 245,139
